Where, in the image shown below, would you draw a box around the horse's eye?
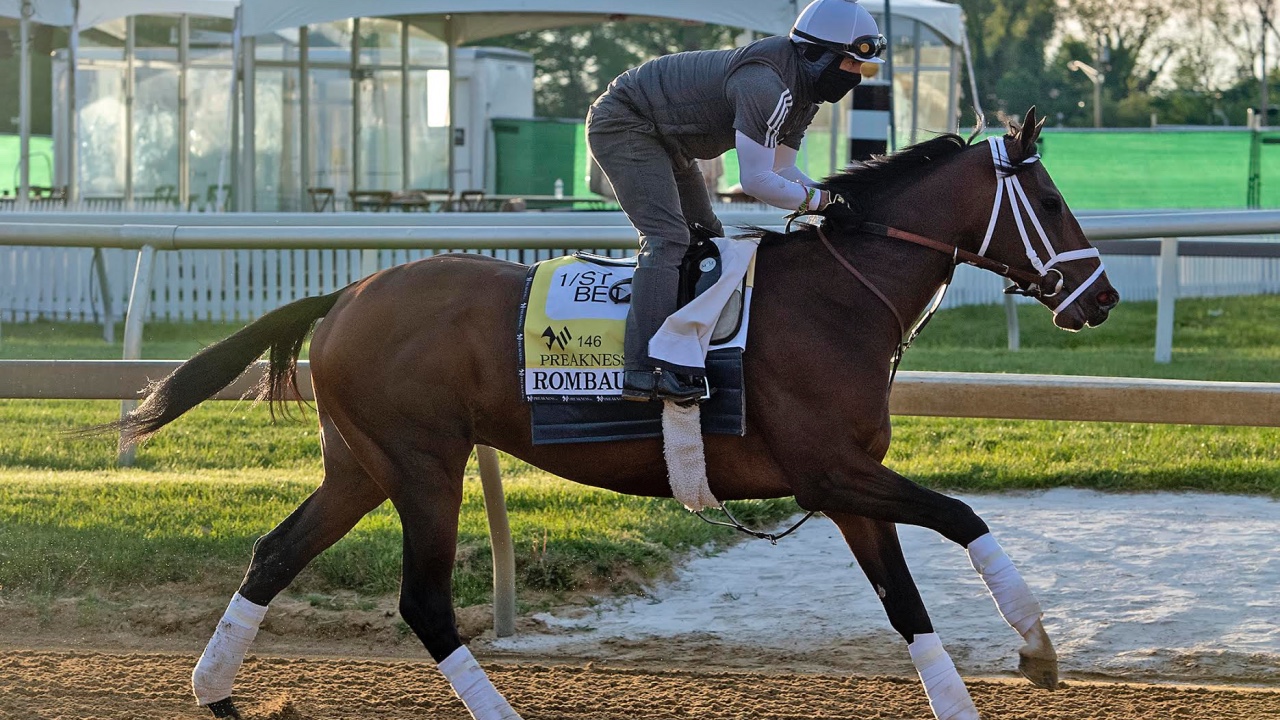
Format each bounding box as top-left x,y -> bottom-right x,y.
1041,195 -> 1062,213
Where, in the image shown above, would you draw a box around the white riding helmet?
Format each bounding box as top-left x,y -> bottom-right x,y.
790,0 -> 887,64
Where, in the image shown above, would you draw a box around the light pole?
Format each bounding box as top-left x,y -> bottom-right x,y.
1068,60 -> 1104,128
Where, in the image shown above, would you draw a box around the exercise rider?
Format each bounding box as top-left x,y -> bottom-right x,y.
586,0 -> 886,403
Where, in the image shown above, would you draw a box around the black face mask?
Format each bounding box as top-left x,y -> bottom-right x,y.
814,55 -> 862,103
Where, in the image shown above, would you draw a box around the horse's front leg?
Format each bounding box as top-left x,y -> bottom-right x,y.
829,512 -> 979,720
789,447 -> 1059,691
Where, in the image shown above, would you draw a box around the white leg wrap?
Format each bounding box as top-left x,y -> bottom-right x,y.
967,533 -> 1042,637
909,633 -> 980,720
192,593 -> 269,706
438,646 -> 523,720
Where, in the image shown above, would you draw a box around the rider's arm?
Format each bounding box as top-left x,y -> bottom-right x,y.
772,144 -> 819,187
736,131 -> 829,212
727,65 -> 828,212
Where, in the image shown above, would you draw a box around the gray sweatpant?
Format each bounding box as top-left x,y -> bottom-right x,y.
586,98 -> 724,373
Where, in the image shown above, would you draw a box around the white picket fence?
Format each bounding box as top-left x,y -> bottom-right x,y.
4,244 -> 1280,324
0,245 -> 624,324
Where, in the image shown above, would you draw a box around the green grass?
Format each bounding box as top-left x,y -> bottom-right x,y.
902,294 -> 1280,381
0,295 -> 1276,604
0,466 -> 795,604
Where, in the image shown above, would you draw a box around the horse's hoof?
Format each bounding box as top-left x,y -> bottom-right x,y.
206,698 -> 242,719
1018,644 -> 1060,690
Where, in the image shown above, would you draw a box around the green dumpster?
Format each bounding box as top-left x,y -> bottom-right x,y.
491,117 -> 581,197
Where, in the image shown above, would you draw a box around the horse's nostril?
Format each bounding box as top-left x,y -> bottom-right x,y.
1097,289 -> 1120,308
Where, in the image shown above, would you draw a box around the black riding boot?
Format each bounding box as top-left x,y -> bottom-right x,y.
622,266 -> 705,403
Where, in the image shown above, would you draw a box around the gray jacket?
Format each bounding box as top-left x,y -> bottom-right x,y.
595,35 -> 822,161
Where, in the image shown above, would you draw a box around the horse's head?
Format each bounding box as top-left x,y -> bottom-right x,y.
981,108 -> 1120,330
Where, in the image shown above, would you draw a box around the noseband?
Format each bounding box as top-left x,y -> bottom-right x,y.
977,136 -> 1105,314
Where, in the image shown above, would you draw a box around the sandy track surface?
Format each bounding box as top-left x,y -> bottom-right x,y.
3,649 -> 1279,720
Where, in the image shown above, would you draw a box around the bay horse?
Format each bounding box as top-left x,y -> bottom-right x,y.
104,108 -> 1119,720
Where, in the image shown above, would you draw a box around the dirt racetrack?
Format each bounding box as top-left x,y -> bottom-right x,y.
2,649 -> 1279,720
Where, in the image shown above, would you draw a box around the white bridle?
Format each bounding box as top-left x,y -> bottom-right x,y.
979,136 -> 1107,316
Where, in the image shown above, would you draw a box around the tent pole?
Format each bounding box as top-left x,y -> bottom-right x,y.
240,34 -> 256,211
300,25 -> 310,210
447,16 -> 456,193
178,14 -> 190,210
68,0 -> 80,204
351,18 -> 361,195
18,0 -> 31,210
125,16 -> 135,209
883,0 -> 895,152
401,20 -> 410,191
217,6 -> 241,212
828,97 -> 839,177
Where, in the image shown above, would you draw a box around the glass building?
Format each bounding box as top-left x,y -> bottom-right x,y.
14,1 -> 967,212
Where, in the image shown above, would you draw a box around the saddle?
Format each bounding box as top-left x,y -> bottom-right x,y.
519,224 -> 751,445
575,223 -> 742,344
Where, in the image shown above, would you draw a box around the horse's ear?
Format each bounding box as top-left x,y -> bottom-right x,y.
1018,107 -> 1044,157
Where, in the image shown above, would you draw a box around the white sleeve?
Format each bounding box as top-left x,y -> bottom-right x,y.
736,131 -> 821,212
772,145 -> 819,186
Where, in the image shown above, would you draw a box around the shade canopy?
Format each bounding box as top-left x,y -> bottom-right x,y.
240,0 -> 965,46
2,0 -> 963,48
0,0 -> 236,27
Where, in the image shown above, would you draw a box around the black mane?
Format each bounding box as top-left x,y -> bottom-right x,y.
817,133 -> 969,201
743,133 -> 972,246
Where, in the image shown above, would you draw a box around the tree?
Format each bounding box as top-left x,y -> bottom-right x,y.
1064,0 -> 1177,96
479,22 -> 739,120
954,0 -> 1059,125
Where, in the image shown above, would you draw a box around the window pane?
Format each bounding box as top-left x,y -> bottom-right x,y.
190,16 -> 234,65
359,18 -> 402,67
917,25 -> 950,68
77,66 -> 127,196
409,70 -> 449,189
189,67 -> 233,208
133,64 -> 179,197
255,69 -> 302,210
309,68 -> 353,202
358,70 -> 402,190
134,15 -> 179,63
916,69 -> 953,135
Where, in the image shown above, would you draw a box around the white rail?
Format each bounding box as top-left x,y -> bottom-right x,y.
4,361 -> 1278,427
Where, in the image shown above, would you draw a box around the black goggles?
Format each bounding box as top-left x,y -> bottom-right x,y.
792,28 -> 888,62
849,34 -> 888,62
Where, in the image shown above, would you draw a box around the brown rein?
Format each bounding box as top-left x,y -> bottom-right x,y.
859,222 -> 1049,290
815,220 -> 1057,338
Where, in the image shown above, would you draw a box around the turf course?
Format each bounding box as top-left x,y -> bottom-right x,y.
1,295 -> 1277,606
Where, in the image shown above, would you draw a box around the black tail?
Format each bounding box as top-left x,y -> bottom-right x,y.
90,289 -> 347,448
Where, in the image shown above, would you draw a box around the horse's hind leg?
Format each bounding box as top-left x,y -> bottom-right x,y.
193,413 -> 387,717
829,512 -> 979,720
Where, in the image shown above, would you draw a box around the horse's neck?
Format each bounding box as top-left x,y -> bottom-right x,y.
755,232 -> 951,354
857,161 -> 992,324
836,234 -> 956,332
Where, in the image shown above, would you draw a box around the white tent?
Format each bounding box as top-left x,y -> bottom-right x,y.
239,0 -> 964,45
1,0 -> 238,205
0,0 -> 236,26
10,0 -> 967,209
233,0 -> 966,206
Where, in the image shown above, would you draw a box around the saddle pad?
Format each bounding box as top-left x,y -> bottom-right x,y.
518,253 -> 748,445
528,348 -> 745,445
